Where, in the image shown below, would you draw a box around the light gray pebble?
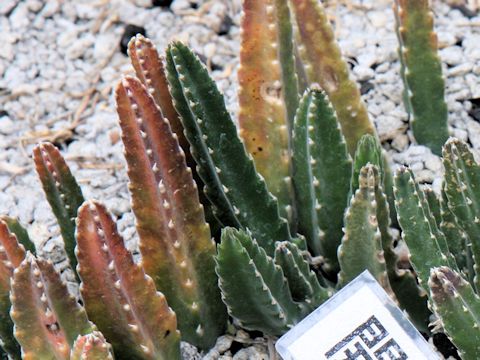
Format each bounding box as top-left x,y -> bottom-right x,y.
451,127 -> 468,142
215,336 -> 235,353
448,62 -> 473,76
171,0 -> 192,14
357,53 -> 378,68
9,3 -> 30,30
374,62 -> 390,74
40,0 -> 60,17
26,0 -> 43,13
75,3 -> 98,19
57,28 -> 79,48
0,0 -> 19,15
437,31 -> 458,47
0,193 -> 15,215
467,120 -> 480,149
33,201 -> 55,224
104,197 -> 130,217
440,46 -> 464,66
0,32 -> 15,61
424,155 -> 443,173
415,169 -> 436,183
367,10 -> 388,28
181,342 -> 202,360
376,115 -> 406,141
0,116 -> 17,135
66,35 -> 95,59
391,134 -> 409,151
94,33 -> 118,60
133,0 -> 152,8
0,176 -> 10,191
353,65 -> 375,81
232,344 -> 269,360
218,355 -> 233,360
410,162 -> 424,172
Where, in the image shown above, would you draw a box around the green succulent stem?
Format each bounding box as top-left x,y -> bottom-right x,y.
166,42 -> 291,255
443,139 -> 480,291
291,89 -> 351,270
338,165 -> 394,298
0,216 -> 35,255
429,267 -> 480,359
350,135 -> 383,196
216,228 -> 303,336
393,0 -> 448,154
439,187 -> 472,282
274,241 -> 330,310
394,167 -> 454,289
33,142 -> 84,279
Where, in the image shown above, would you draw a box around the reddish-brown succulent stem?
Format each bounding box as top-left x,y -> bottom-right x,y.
76,200 -> 181,360
115,76 -> 226,350
70,332 -> 114,360
238,0 -> 298,223
289,0 -> 375,155
0,220 -> 25,359
128,34 -> 188,153
10,254 -> 94,360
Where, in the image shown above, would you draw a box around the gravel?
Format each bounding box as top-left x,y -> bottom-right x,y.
0,0 -> 479,358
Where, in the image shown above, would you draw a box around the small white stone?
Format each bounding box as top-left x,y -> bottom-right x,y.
66,35 -> 95,60
40,0 -> 59,17
93,33 -> 117,60
0,0 -> 18,15
0,116 -> 17,135
353,65 -> 374,81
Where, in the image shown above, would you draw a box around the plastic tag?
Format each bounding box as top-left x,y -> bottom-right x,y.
276,270 -> 439,360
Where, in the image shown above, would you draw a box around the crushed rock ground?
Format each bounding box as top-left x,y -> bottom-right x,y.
0,0 -> 479,358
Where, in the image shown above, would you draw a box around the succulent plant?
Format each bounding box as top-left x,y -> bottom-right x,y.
0,189 -> 181,359
10,253 -> 96,359
394,138 -> 480,358
237,0 -> 377,233
0,199 -> 182,359
70,332 -> 113,360
76,200 -> 181,359
161,33 -> 430,334
0,220 -> 25,360
289,0 -> 376,155
393,0 -> 449,155
166,41 -> 294,256
216,228 -> 308,336
33,142 -> 85,280
291,88 -> 352,269
155,0 -> 433,339
0,0 -> 472,358
429,266 -> 480,360
115,73 -> 226,350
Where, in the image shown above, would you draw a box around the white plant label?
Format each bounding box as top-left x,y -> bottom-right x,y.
276,271 -> 439,360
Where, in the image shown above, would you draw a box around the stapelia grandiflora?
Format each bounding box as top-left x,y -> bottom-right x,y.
76,200 -> 181,359
33,142 -> 84,278
115,75 -> 226,350
10,254 -> 95,360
